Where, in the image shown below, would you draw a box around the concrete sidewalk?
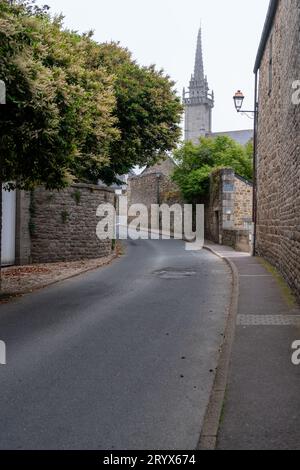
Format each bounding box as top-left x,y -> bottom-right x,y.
206,242 -> 300,450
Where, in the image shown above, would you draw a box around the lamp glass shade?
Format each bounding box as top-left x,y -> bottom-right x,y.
233,91 -> 244,112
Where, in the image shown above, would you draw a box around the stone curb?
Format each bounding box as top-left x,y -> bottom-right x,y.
198,245 -> 240,450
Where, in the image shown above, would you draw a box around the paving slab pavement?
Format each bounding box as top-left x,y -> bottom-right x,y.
205,243 -> 300,450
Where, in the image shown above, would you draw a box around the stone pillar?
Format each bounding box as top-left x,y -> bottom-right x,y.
15,190 -> 31,265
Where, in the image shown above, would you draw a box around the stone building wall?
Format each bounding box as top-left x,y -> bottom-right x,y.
234,176 -> 253,229
223,229 -> 252,253
128,157 -> 183,213
128,172 -> 183,232
256,0 -> 300,297
205,168 -> 253,252
128,163 -> 252,250
141,158 -> 178,178
30,184 -> 115,263
128,173 -> 182,209
128,173 -> 159,210
128,157 -> 184,235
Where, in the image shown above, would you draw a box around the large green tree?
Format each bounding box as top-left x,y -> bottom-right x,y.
96,43 -> 183,184
0,1 -> 183,187
173,136 -> 253,202
0,0 -> 118,190
0,0 -> 183,282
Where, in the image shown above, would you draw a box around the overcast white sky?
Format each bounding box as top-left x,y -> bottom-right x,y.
39,0 -> 270,133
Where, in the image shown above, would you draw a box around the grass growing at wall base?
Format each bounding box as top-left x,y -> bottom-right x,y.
0,292 -> 19,304
257,257 -> 297,307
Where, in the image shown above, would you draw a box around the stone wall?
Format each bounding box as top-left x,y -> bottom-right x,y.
256,0 -> 300,297
223,229 -> 251,253
128,164 -> 252,248
233,175 -> 253,229
130,157 -> 183,208
128,157 -> 184,233
128,172 -> 184,233
128,173 -> 182,209
30,184 -> 115,263
205,168 -> 253,250
128,173 -> 159,210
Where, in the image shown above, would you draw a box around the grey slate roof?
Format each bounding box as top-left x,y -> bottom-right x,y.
140,156 -> 177,177
210,129 -> 253,146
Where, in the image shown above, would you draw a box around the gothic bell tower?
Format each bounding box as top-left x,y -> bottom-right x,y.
183,28 -> 214,143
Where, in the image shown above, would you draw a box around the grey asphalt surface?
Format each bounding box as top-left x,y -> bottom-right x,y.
0,239 -> 231,450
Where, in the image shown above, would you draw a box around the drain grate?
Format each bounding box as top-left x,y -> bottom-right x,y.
237,315 -> 300,326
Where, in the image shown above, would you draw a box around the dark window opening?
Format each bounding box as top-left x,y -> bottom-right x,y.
268,36 -> 273,96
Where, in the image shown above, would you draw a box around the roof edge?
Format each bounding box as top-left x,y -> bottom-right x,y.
254,0 -> 279,73
235,173 -> 253,186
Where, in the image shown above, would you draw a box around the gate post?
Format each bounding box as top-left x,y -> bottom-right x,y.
0,80 -> 6,289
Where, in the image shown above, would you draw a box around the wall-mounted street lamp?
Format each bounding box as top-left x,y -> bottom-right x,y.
233,90 -> 244,112
233,88 -> 259,258
233,90 -> 258,117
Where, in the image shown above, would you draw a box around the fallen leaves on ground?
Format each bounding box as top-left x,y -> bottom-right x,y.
2,266 -> 51,277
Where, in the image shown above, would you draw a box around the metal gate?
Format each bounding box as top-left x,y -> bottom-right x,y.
1,186 -> 16,266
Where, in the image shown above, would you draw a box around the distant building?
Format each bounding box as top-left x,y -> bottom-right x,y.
205,169 -> 253,253
211,130 -> 253,146
107,171 -> 136,194
254,0 -> 300,298
127,157 -> 184,234
128,156 -> 181,210
183,28 -> 214,143
140,157 -> 177,178
183,28 -> 253,146
127,26 -> 255,248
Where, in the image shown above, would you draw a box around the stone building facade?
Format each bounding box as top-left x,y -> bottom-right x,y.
128,158 -> 183,209
254,0 -> 300,297
128,160 -> 253,251
128,158 -> 184,232
206,169 -> 253,252
3,184 -> 116,266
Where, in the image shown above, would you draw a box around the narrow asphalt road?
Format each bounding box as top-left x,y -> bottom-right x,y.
0,239 -> 231,450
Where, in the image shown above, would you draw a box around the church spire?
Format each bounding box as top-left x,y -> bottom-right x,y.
194,27 -> 204,80
183,25 -> 214,143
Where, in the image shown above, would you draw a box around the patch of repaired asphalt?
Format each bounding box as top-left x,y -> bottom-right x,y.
153,267 -> 198,280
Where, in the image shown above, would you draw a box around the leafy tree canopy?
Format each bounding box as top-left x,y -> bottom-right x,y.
172,136 -> 253,202
0,0 -> 119,189
0,0 -> 183,189
95,43 -> 183,185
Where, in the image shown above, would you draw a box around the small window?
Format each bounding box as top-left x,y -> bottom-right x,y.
223,183 -> 234,193
268,36 -> 273,96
